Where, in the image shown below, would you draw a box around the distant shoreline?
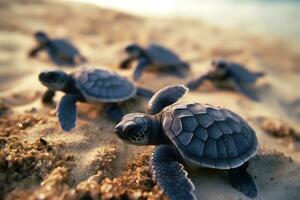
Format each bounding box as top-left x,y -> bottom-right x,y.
70,0 -> 300,45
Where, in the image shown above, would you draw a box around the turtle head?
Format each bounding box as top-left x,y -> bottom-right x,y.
125,44 -> 144,58
34,31 -> 49,45
212,58 -> 228,76
115,113 -> 160,145
39,70 -> 69,91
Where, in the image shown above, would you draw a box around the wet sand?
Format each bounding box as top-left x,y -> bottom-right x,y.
1,1 -> 300,199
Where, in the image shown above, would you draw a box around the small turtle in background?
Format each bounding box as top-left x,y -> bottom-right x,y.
115,85 -> 258,200
29,31 -> 86,67
120,43 -> 190,81
186,58 -> 265,101
39,67 -> 154,131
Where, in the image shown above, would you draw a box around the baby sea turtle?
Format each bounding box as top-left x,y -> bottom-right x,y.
120,43 -> 189,81
115,85 -> 258,200
186,58 -> 265,100
29,31 -> 86,66
39,67 -> 154,131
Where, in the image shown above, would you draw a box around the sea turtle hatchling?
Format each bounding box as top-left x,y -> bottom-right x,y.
120,43 -> 190,81
29,31 -> 86,66
115,85 -> 259,200
186,58 -> 265,100
39,67 -> 154,131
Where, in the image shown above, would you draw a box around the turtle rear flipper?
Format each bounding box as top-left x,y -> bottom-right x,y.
105,103 -> 124,123
150,145 -> 197,200
231,77 -> 260,101
228,162 -> 258,198
120,56 -> 135,69
133,57 -> 151,81
136,87 -> 154,99
42,90 -> 55,103
57,94 -> 78,131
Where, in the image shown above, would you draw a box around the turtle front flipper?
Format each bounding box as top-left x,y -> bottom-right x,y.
105,103 -> 124,123
186,75 -> 209,90
148,84 -> 188,114
133,57 -> 151,81
42,89 -> 56,103
227,162 -> 258,198
29,45 -> 45,57
231,77 -> 260,101
150,145 -> 197,200
120,57 -> 135,69
57,94 -> 78,131
136,87 -> 154,99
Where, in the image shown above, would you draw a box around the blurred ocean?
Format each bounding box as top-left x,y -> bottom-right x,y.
72,0 -> 300,44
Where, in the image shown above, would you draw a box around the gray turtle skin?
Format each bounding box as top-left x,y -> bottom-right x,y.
186,58 -> 265,101
29,31 -> 86,67
120,43 -> 189,81
115,85 -> 259,200
39,67 -> 154,131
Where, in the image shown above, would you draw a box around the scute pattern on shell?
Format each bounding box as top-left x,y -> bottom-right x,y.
74,68 -> 136,102
162,102 -> 258,169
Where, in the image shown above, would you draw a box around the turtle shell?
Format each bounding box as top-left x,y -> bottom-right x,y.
73,68 -> 137,103
161,103 -> 258,170
145,44 -> 185,67
51,39 -> 80,57
228,63 -> 259,84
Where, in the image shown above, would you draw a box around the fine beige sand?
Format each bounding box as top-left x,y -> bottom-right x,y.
1,1 -> 300,200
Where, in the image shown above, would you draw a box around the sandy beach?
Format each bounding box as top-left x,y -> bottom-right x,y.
1,1 -> 300,199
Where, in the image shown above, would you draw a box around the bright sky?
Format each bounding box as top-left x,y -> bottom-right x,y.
71,0 -> 181,16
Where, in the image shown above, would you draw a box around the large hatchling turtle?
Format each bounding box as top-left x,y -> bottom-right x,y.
120,43 -> 190,81
39,67 -> 154,131
29,31 -> 86,66
186,58 -> 265,100
115,85 -> 259,200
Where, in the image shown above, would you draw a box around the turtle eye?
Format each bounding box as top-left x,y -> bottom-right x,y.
217,61 -> 227,69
